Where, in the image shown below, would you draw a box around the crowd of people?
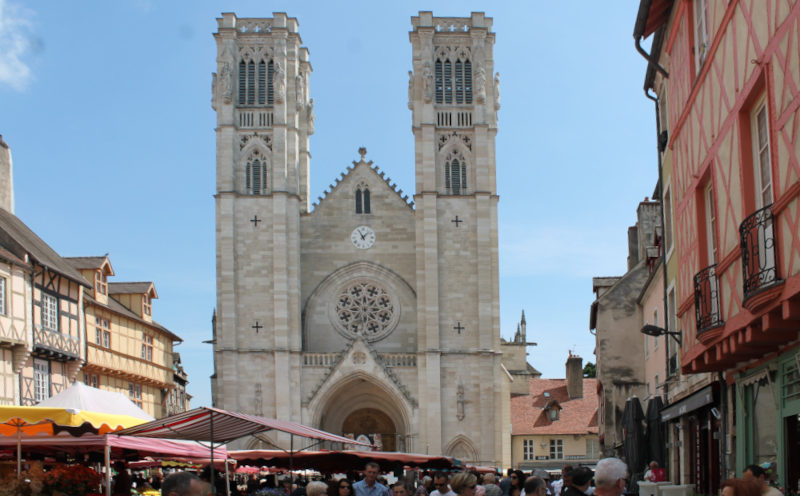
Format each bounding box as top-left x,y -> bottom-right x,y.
155,457 -> 788,496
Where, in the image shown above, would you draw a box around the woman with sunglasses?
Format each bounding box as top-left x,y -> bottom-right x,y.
450,472 -> 479,496
330,479 -> 355,496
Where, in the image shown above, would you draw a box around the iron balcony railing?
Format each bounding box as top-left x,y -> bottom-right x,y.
740,204 -> 780,300
694,264 -> 723,334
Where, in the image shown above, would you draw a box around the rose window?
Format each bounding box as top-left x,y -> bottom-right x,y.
332,281 -> 398,341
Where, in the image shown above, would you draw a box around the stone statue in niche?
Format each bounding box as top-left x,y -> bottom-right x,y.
306,98 -> 315,134
494,72 -> 501,110
475,66 -> 487,103
211,72 -> 217,110
423,62 -> 433,103
274,61 -> 286,103
219,62 -> 233,103
456,384 -> 465,421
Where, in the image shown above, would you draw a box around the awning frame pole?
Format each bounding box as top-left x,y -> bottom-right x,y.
105,444 -> 111,496
210,410 -> 216,495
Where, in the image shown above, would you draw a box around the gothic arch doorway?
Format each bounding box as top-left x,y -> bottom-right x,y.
342,408 -> 397,451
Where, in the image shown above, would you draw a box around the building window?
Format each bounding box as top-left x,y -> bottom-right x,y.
445,151 -> 467,195
141,334 -> 153,361
129,382 -> 143,408
355,187 -> 371,214
239,58 -> 274,106
95,317 -> 110,348
95,270 -> 107,295
245,152 -> 268,195
663,186 -> 674,255
752,98 -> 773,208
41,293 -> 58,332
142,294 -> 151,317
523,439 -> 535,460
586,438 -> 600,459
33,358 -> 49,402
435,56 -> 472,104
694,0 -> 710,71
0,277 -> 6,315
84,373 -> 98,388
705,183 -> 718,263
550,439 -> 563,459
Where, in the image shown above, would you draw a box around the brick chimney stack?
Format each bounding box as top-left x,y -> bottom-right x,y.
0,135 -> 13,213
566,352 -> 583,399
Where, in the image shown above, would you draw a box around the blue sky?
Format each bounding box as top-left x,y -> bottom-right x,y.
0,1 -> 656,408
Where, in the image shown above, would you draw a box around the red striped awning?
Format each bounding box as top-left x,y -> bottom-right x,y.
115,407 -> 371,447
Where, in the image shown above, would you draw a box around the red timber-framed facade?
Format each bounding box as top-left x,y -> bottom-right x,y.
637,0 -> 800,489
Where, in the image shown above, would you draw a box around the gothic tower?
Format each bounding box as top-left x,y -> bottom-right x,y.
211,12 -> 312,424
409,12 -> 505,463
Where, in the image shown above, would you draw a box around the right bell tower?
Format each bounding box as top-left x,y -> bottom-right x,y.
409,12 -> 506,466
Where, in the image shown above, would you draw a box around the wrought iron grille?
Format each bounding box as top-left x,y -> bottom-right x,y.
694,264 -> 723,334
740,204 -> 779,299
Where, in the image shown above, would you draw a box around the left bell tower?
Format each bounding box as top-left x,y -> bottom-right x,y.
212,13 -> 312,428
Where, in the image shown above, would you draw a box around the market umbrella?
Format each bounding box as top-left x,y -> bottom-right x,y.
645,396 -> 665,468
0,406 -> 148,475
116,406 -> 371,494
36,381 -> 154,421
228,449 -> 456,472
621,397 -> 647,492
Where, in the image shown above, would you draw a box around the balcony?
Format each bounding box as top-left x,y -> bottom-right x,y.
85,345 -> 172,388
33,327 -> 80,359
694,264 -> 723,336
740,204 -> 781,301
236,108 -> 274,129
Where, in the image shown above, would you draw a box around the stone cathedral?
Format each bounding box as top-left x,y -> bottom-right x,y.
211,12 -> 514,466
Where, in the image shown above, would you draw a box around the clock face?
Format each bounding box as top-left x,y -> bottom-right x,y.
351,226 -> 376,249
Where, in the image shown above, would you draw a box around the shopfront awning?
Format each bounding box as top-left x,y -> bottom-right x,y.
660,384 -> 717,422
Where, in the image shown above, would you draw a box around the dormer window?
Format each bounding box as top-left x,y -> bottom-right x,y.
142,294 -> 151,316
95,270 -> 107,295
544,399 -> 561,421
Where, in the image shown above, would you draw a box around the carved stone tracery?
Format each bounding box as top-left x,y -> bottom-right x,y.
331,280 -> 398,342
438,131 -> 472,151
240,132 -> 272,151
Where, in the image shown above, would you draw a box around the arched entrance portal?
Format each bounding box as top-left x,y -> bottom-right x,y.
342,408 -> 397,452
313,371 -> 410,452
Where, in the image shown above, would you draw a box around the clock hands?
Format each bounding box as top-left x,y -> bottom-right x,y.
359,229 -> 367,240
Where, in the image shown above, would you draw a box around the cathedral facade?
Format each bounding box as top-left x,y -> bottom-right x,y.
211,12 -> 509,466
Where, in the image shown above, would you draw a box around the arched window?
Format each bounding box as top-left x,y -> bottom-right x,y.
355,186 -> 371,214
239,58 -> 274,106
445,152 -> 467,195
245,154 -> 268,195
435,55 -> 472,105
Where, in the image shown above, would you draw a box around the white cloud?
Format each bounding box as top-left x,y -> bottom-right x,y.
0,0 -> 36,91
499,222 -> 628,278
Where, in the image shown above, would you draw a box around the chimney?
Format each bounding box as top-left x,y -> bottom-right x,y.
0,136 -> 13,213
566,352 -> 583,399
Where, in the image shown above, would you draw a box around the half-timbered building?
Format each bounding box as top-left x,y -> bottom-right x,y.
67,256 -> 185,418
636,0 -> 800,490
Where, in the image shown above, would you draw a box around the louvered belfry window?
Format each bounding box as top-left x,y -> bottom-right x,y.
246,159 -> 268,195
445,157 -> 467,195
435,57 -> 472,105
239,58 -> 275,106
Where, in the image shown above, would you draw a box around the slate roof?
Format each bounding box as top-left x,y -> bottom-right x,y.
0,209 -> 90,287
511,378 -> 599,436
108,281 -> 157,297
64,256 -> 108,270
84,291 -> 181,342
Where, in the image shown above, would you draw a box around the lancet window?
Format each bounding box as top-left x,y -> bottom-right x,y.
444,151 -> 468,195
245,150 -> 269,195
435,52 -> 472,104
355,183 -> 371,214
239,58 -> 274,106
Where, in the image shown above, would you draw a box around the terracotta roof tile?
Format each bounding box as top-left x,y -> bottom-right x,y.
511,378 -> 599,436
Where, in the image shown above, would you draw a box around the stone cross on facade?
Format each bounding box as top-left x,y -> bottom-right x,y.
252,321 -> 263,333
451,216 -> 463,227
250,215 -> 261,227
453,322 -> 465,334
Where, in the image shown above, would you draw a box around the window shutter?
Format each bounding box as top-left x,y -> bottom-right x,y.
355,189 -> 363,214
247,61 -> 255,105
364,189 -> 371,214
455,61 -> 464,104
461,162 -> 467,191
252,159 -> 261,194
464,61 -> 472,104
238,60 -> 246,105
267,61 -> 275,104
435,60 -> 444,104
445,161 -> 451,191
451,159 -> 460,194
258,61 -> 266,105
444,61 -> 453,104
246,163 -> 251,192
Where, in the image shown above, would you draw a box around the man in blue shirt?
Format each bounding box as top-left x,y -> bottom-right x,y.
354,462 -> 390,496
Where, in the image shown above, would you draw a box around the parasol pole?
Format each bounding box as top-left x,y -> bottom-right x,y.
289,433 -> 294,492
105,444 -> 111,496
210,409 -> 216,495
225,456 -> 231,496
16,424 -> 21,476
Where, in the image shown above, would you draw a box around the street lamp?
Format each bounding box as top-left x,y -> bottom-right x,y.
640,324 -> 682,345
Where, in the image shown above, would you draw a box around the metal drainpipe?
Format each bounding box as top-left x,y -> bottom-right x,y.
718,371 -> 728,479
645,87 -> 671,471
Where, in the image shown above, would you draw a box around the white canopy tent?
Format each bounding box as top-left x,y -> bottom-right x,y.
37,382 -> 154,421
